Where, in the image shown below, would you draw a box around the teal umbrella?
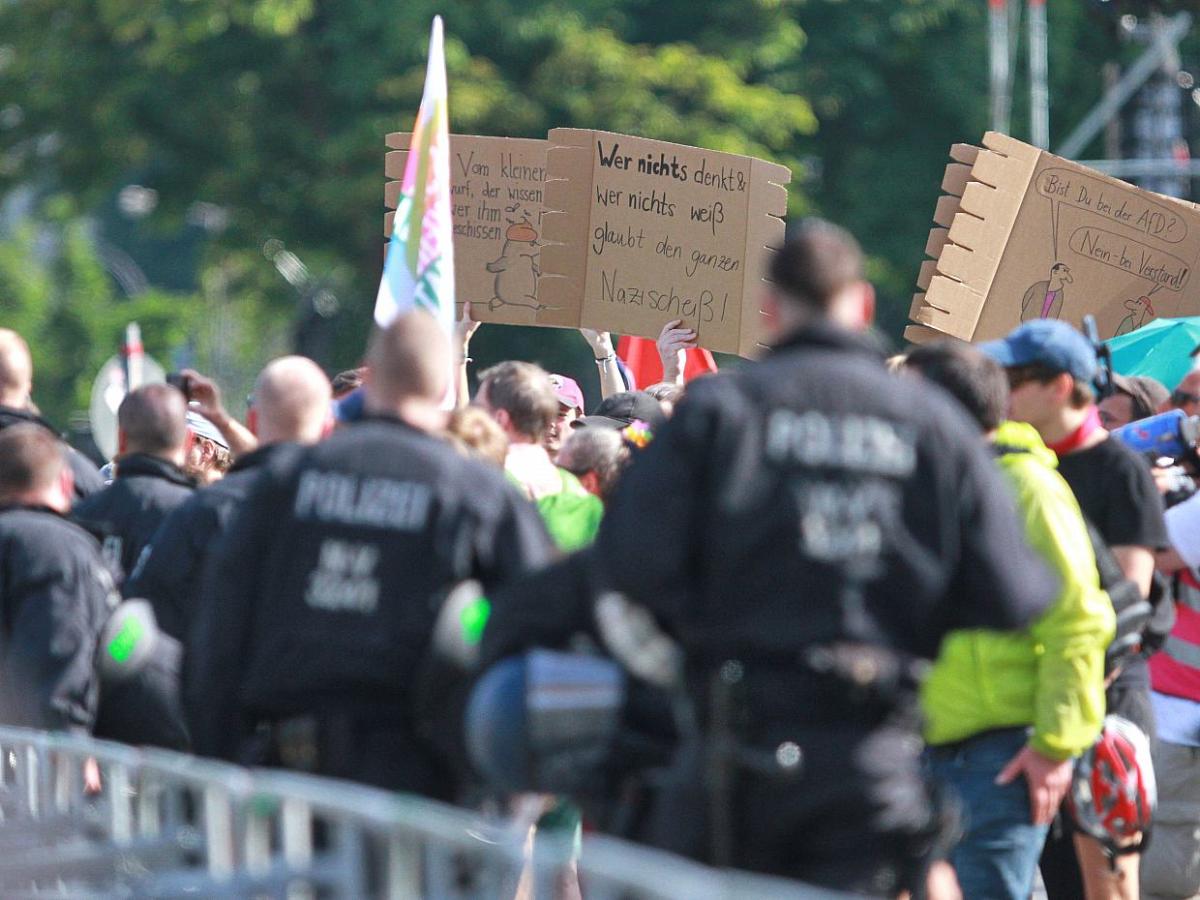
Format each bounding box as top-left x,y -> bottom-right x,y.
1104,317 -> 1200,392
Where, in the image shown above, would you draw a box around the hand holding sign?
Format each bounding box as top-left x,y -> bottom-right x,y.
657,319 -> 697,385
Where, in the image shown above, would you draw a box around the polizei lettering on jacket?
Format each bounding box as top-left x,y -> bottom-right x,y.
764,410 -> 917,478
293,470 -> 432,531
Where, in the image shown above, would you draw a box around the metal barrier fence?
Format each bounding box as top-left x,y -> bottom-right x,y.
0,726 -> 835,899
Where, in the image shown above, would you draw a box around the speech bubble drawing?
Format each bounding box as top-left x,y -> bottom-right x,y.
1068,226 -> 1191,292
1038,167 -> 1188,245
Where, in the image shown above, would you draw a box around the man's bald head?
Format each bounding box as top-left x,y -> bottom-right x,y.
0,424 -> 70,511
118,384 -> 189,460
364,311 -> 450,425
252,356 -> 332,445
0,329 -> 33,409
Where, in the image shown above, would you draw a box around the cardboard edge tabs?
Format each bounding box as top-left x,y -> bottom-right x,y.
534,130 -> 595,329
941,163 -> 973,198
920,278 -> 985,337
385,149 -> 410,180
385,135 -> 413,237
910,291 -> 930,321
933,195 -> 963,228
969,148 -> 1033,191
736,157 -> 791,358
910,133 -> 1043,342
949,144 -> 980,166
936,242 -> 993,287
981,131 -> 1038,160
956,180 -> 999,219
384,179 -> 403,210
916,260 -> 939,292
388,138 -> 417,234
925,227 -> 950,259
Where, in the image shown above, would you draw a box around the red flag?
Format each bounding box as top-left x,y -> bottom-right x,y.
616,336 -> 718,389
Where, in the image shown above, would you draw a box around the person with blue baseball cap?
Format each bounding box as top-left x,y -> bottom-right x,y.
980,319 -> 1099,386
983,318 -> 1168,899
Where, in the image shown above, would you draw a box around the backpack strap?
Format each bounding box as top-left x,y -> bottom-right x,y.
1083,518 -> 1154,674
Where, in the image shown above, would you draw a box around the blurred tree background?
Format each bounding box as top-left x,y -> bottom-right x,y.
0,0 -> 1189,439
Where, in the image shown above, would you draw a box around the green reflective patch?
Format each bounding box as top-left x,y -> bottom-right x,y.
460,597 -> 491,646
107,615 -> 145,664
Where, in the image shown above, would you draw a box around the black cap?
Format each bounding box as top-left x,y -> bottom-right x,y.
572,391 -> 666,431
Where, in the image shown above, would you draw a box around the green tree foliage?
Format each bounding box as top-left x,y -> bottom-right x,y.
0,218 -> 203,429
0,0 -> 815,404
0,0 -> 1188,417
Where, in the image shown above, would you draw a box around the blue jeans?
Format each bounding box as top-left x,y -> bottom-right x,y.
927,728 -> 1049,900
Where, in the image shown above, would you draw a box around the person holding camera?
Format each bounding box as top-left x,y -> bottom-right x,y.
126,357 -> 332,642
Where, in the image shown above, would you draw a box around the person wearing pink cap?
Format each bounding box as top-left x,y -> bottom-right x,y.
545,373 -> 585,457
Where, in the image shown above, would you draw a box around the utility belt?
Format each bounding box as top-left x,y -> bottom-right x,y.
685,641 -> 926,733
680,642 -> 939,881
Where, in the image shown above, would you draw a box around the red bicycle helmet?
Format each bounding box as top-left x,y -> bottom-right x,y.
1067,715 -> 1157,855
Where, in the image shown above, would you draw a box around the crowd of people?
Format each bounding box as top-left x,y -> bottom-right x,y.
1,219 -> 1199,899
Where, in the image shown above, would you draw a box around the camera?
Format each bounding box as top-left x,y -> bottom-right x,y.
165,372 -> 193,401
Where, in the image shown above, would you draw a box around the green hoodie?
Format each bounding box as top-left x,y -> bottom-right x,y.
921,421 -> 1115,760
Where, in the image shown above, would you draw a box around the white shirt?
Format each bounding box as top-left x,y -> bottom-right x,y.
1152,690 -> 1200,747
1165,492 -> 1200,568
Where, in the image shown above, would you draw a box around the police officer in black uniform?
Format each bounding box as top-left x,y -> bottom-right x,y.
529,221 -> 1056,893
74,384 -> 195,583
127,356 -> 333,640
0,328 -> 104,500
187,311 -> 553,797
0,424 -> 117,731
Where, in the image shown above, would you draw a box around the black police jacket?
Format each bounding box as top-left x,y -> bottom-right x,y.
187,416 -> 554,761
591,322 -> 1055,669
0,406 -> 105,501
0,505 -> 118,731
94,632 -> 190,752
73,453 -> 195,584
126,443 -> 293,641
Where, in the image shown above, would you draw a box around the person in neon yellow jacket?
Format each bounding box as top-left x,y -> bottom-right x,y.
906,343 -> 1114,900
923,419 -> 1114,757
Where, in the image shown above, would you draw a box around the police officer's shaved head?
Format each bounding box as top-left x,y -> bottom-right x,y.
364,311 -> 450,425
118,384 -> 189,458
252,356 -> 332,445
769,219 -> 865,312
0,329 -> 33,409
0,424 -> 68,506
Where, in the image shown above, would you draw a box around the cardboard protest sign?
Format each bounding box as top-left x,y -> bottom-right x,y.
907,132 -> 1200,346
385,133 -> 549,325
535,128 -> 790,357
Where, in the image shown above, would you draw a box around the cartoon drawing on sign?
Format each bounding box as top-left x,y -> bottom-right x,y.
1020,263 -> 1073,322
1113,293 -> 1156,337
486,207 -> 547,312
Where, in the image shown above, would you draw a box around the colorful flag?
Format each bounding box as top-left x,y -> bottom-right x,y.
375,16 -> 455,341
